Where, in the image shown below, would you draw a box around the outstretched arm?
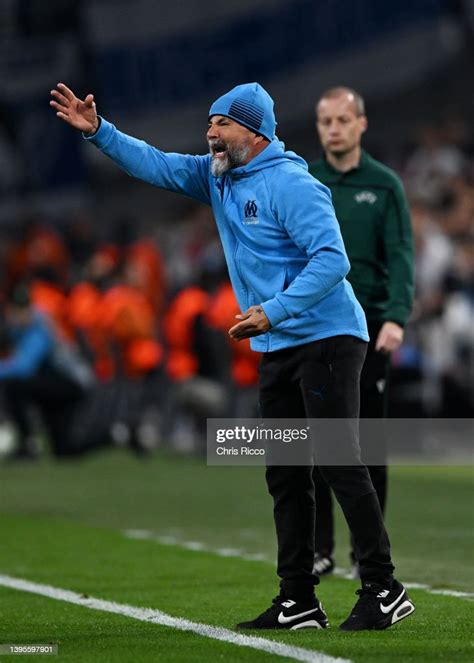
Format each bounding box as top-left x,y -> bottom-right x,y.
50,83 -> 99,135
49,82 -> 211,205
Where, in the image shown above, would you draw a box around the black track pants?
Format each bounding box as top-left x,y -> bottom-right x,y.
259,335 -> 394,598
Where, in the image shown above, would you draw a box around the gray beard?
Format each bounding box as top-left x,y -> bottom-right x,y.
210,143 -> 251,177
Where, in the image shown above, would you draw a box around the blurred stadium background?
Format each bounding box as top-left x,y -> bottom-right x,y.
0,0 -> 472,447
0,2 -> 472,660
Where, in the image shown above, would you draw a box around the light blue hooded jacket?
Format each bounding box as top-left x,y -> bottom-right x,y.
86,119 -> 368,352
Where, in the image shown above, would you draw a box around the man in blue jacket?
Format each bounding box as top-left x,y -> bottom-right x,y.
50,81 -> 415,631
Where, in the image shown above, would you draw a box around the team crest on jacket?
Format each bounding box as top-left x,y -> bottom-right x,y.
244,199 -> 259,224
354,190 -> 377,204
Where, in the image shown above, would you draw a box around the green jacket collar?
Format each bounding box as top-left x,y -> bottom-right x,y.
320,149 -> 369,176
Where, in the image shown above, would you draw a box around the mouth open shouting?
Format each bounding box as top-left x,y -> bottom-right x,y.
211,141 -> 227,159
209,139 -> 251,177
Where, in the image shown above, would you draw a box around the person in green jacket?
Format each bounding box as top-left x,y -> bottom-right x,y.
309,87 -> 414,576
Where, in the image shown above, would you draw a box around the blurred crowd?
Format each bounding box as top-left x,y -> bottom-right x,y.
393,118 -> 473,418
0,117 -> 472,460
0,205 -> 260,459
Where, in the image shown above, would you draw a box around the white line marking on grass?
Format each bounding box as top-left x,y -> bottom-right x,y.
125,529 -> 272,563
0,575 -> 349,663
123,529 -> 474,601
429,588 -> 474,599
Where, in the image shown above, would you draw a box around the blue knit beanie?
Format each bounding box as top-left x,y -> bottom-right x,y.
209,82 -> 276,141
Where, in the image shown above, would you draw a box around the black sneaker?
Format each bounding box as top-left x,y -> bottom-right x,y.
340,579 -> 415,631
237,595 -> 329,630
312,553 -> 335,576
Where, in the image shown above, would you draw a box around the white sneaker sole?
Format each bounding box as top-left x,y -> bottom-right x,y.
291,619 -> 328,630
391,599 -> 416,625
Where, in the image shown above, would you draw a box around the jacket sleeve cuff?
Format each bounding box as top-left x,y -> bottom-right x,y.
82,117 -> 112,147
260,297 -> 289,327
383,308 -> 411,328
386,319 -> 406,328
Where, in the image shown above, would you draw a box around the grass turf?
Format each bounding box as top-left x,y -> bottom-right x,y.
0,450 -> 473,661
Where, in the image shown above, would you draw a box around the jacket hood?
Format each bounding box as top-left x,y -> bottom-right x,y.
224,138 -> 308,179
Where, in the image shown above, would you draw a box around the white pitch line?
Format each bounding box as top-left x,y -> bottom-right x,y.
429,588 -> 474,599
123,529 -> 474,601
124,529 -> 274,563
0,575 -> 349,663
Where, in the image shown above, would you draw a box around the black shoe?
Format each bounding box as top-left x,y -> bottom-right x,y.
340,579 -> 415,631
237,595 -> 329,630
312,553 -> 335,576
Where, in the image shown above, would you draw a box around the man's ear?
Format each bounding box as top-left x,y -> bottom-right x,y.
255,134 -> 270,147
360,115 -> 368,134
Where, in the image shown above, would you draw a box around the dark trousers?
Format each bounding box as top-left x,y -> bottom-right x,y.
312,322 -> 390,557
259,335 -> 394,598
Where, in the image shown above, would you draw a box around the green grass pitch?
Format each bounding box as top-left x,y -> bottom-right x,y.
0,450 -> 472,662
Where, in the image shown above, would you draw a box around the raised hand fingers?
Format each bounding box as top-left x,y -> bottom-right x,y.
55,111 -> 70,123
50,89 -> 70,108
49,83 -> 98,132
49,98 -> 70,117
56,83 -> 75,100
84,94 -> 95,108
49,100 -> 68,117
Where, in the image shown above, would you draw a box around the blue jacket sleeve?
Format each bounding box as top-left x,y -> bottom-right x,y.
84,118 -> 211,206
260,172 -> 350,326
0,323 -> 53,380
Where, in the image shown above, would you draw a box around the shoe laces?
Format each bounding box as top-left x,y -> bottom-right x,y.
258,595 -> 283,619
351,586 -> 380,615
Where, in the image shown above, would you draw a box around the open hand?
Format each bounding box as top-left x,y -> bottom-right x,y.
50,83 -> 99,135
229,305 -> 270,341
